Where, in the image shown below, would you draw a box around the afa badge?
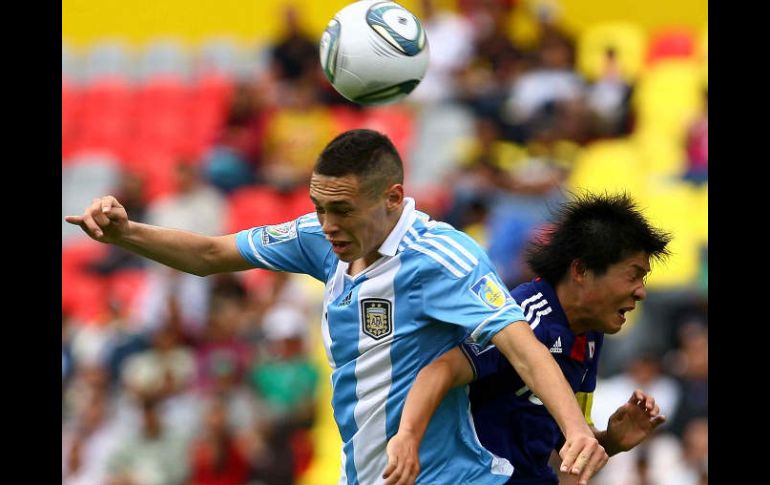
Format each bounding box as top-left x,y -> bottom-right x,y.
471,273 -> 510,309
361,298 -> 392,340
261,221 -> 298,246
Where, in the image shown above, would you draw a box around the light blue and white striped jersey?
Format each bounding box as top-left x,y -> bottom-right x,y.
235,198 -> 526,485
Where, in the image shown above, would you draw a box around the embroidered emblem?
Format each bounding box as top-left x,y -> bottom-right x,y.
361,299 -> 392,340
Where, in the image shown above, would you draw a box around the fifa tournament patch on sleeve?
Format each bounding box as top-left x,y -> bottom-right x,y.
260,221 -> 298,246
470,272 -> 514,310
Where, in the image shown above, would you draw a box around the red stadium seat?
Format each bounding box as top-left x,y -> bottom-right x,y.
62,81 -> 82,158
225,186 -> 292,233
134,76 -> 192,156
74,77 -> 135,159
107,269 -> 149,316
647,27 -> 697,65
62,239 -> 111,323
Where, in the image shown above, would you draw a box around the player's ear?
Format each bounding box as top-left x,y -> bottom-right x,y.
385,183 -> 404,210
570,259 -> 588,282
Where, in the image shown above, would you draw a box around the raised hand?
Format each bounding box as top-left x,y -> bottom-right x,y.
604,389 -> 666,454
65,195 -> 129,243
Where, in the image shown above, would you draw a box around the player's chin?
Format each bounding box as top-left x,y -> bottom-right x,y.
604,315 -> 625,334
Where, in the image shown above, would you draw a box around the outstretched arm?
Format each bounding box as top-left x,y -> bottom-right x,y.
594,389 -> 666,456
382,347 -> 473,485
490,322 -> 608,485
65,195 -> 252,276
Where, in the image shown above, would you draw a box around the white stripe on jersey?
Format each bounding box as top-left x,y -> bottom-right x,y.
298,214 -> 320,227
338,448 -> 348,485
420,237 -> 474,273
409,244 -> 466,277
519,292 -> 544,313
524,299 -> 549,322
422,232 -> 480,265
470,303 -> 522,343
246,228 -> 279,270
351,260 -> 399,485
529,307 -> 553,330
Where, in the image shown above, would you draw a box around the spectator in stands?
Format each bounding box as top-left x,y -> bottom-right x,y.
203,82 -> 269,194
592,352 -> 682,436
260,79 -> 337,193
105,395 -> 189,485
586,48 -> 633,138
188,396 -> 251,485
63,390 -> 119,485
666,322 -> 708,437
270,5 -> 318,84
139,161 -> 226,338
411,0 -> 476,103
504,24 -> 585,140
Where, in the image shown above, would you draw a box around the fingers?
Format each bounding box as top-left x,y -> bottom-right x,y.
651,414 -> 667,428
577,446 -> 609,485
560,440 -> 596,476
382,457 -> 419,485
67,196 -> 123,240
64,215 -> 83,225
382,458 -> 397,483
100,196 -> 124,221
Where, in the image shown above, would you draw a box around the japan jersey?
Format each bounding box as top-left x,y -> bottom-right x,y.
461,278 -> 604,485
235,198 -> 526,485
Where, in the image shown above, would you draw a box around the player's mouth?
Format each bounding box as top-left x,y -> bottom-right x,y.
331,241 -> 352,254
617,306 -> 635,323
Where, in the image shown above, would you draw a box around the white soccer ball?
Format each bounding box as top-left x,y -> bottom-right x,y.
319,0 -> 430,105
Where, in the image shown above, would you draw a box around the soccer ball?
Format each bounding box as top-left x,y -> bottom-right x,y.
319,0 -> 430,105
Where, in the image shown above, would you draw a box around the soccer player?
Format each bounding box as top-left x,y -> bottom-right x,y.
66,130 -> 607,485
383,192 -> 672,485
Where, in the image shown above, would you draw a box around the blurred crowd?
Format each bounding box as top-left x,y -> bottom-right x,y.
62,1 -> 707,484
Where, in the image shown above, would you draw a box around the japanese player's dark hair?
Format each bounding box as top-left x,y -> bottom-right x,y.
314,129 -> 404,197
526,191 -> 672,286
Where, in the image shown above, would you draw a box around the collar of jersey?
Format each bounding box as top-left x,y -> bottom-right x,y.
377,197 -> 417,257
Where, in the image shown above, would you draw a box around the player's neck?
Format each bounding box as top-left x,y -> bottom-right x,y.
555,282 -> 592,334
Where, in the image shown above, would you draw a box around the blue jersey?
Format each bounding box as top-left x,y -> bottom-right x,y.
461,278 -> 604,485
235,198 -> 526,485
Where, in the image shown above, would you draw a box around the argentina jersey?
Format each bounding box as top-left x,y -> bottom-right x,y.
461,278 -> 604,485
235,198 -> 526,485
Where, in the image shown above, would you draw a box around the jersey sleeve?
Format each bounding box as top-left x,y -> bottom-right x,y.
459,303 -> 552,380
460,340 -> 503,380
418,231 -> 526,348
235,213 -> 335,282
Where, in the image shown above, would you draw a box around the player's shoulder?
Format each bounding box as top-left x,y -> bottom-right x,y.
509,280 -> 541,302
403,217 -> 489,279
250,213 -> 327,246
511,279 -> 566,328
295,213 -> 325,234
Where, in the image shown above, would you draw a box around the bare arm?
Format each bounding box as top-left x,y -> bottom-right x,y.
382,347 -> 473,485
490,322 -> 608,485
65,195 -> 252,276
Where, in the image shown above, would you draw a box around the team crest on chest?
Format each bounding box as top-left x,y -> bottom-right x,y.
361,298 -> 392,340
